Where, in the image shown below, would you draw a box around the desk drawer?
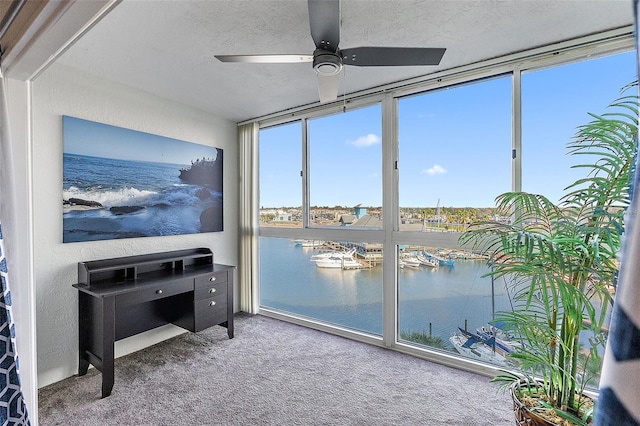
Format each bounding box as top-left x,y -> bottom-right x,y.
116,279 -> 193,308
194,293 -> 227,330
195,272 -> 228,300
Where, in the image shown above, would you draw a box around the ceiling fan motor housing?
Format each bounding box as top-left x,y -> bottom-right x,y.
313,48 -> 343,75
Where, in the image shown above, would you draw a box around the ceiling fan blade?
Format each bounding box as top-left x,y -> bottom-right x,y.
340,47 -> 446,66
215,54 -> 313,63
316,73 -> 341,103
308,0 -> 340,52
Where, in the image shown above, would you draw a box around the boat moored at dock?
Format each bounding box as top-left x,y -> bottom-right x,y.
449,328 -> 509,366
314,253 -> 372,270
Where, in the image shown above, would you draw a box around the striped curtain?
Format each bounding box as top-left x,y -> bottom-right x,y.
0,70 -> 29,425
0,225 -> 29,425
595,2 -> 640,424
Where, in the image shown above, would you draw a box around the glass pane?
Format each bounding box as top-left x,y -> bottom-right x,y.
398,76 -> 511,231
259,121 -> 303,228
396,76 -> 512,364
397,247 -> 514,366
521,50 -> 636,388
308,104 -> 382,227
260,237 -> 382,336
522,51 -> 637,203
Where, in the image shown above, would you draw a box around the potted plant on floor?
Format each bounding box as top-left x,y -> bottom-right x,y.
460,82 -> 638,425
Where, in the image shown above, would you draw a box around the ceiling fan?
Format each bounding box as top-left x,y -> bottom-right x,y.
215,0 -> 446,103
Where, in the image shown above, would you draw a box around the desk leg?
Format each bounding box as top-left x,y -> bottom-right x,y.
227,316 -> 234,339
101,296 -> 115,398
78,358 -> 89,376
227,274 -> 234,339
78,292 -> 90,376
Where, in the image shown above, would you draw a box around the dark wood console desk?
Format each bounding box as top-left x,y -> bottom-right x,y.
73,248 -> 234,397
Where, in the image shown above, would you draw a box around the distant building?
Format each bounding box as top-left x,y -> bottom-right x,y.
275,212 -> 292,222
354,204 -> 367,219
339,214 -> 357,226
351,215 -> 382,228
341,204 -> 381,227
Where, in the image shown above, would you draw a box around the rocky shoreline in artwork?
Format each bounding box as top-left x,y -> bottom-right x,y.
178,156 -> 223,192
63,198 -> 144,214
62,153 -> 224,241
64,186 -> 220,224
63,156 -> 223,214
63,184 -> 217,215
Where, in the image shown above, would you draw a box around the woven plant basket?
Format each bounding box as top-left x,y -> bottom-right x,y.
510,379 -> 595,426
510,380 -> 556,426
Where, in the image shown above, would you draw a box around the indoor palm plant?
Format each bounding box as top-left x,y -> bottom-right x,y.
460,83 -> 638,425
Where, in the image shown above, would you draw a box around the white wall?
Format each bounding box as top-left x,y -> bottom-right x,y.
32,63 -> 238,388
5,77 -> 38,421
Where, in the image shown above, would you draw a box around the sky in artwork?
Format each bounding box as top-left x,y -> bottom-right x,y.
63,116 -> 219,167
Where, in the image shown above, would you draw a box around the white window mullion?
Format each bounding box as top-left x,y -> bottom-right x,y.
382,94 -> 397,348
512,70 -> 522,193
302,118 -> 310,228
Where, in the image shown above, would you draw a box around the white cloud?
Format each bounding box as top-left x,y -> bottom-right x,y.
422,164 -> 447,176
349,133 -> 381,148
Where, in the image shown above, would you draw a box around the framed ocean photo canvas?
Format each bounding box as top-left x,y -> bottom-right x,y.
62,116 -> 223,243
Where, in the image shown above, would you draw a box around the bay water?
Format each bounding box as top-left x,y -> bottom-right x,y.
260,237 -> 513,353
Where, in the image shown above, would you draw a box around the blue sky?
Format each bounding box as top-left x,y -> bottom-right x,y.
259,50 -> 637,208
63,116 -> 219,166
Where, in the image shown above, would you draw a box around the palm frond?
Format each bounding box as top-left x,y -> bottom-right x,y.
459,81 -> 638,419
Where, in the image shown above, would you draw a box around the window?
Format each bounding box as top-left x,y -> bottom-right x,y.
256,45 -> 636,372
522,51 -> 637,202
258,103 -> 384,335
396,247 -> 514,365
396,76 -> 512,364
259,121 -> 302,227
308,105 -> 382,227
398,76 -> 512,229
259,237 -> 383,336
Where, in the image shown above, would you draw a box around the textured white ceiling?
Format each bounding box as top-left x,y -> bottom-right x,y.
56,0 -> 633,122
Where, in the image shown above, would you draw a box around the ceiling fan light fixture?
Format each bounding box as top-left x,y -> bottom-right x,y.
217,1 -> 446,103
313,49 -> 343,76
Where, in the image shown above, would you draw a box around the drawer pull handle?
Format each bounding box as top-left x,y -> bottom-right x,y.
209,301 -> 216,306
209,288 -> 216,294
209,276 -> 216,282
156,289 -> 163,294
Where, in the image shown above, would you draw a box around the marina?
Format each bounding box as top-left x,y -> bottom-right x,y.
260,237 -> 513,366
301,240 -> 485,270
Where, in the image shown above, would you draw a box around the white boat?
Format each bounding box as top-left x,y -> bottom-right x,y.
402,255 -> 421,268
314,253 -> 369,270
416,253 -> 438,268
293,239 -> 325,247
449,329 -> 509,366
310,248 -> 356,262
476,324 -> 521,355
424,251 -> 455,266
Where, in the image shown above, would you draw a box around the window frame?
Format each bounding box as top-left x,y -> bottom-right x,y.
254,31 -> 635,376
